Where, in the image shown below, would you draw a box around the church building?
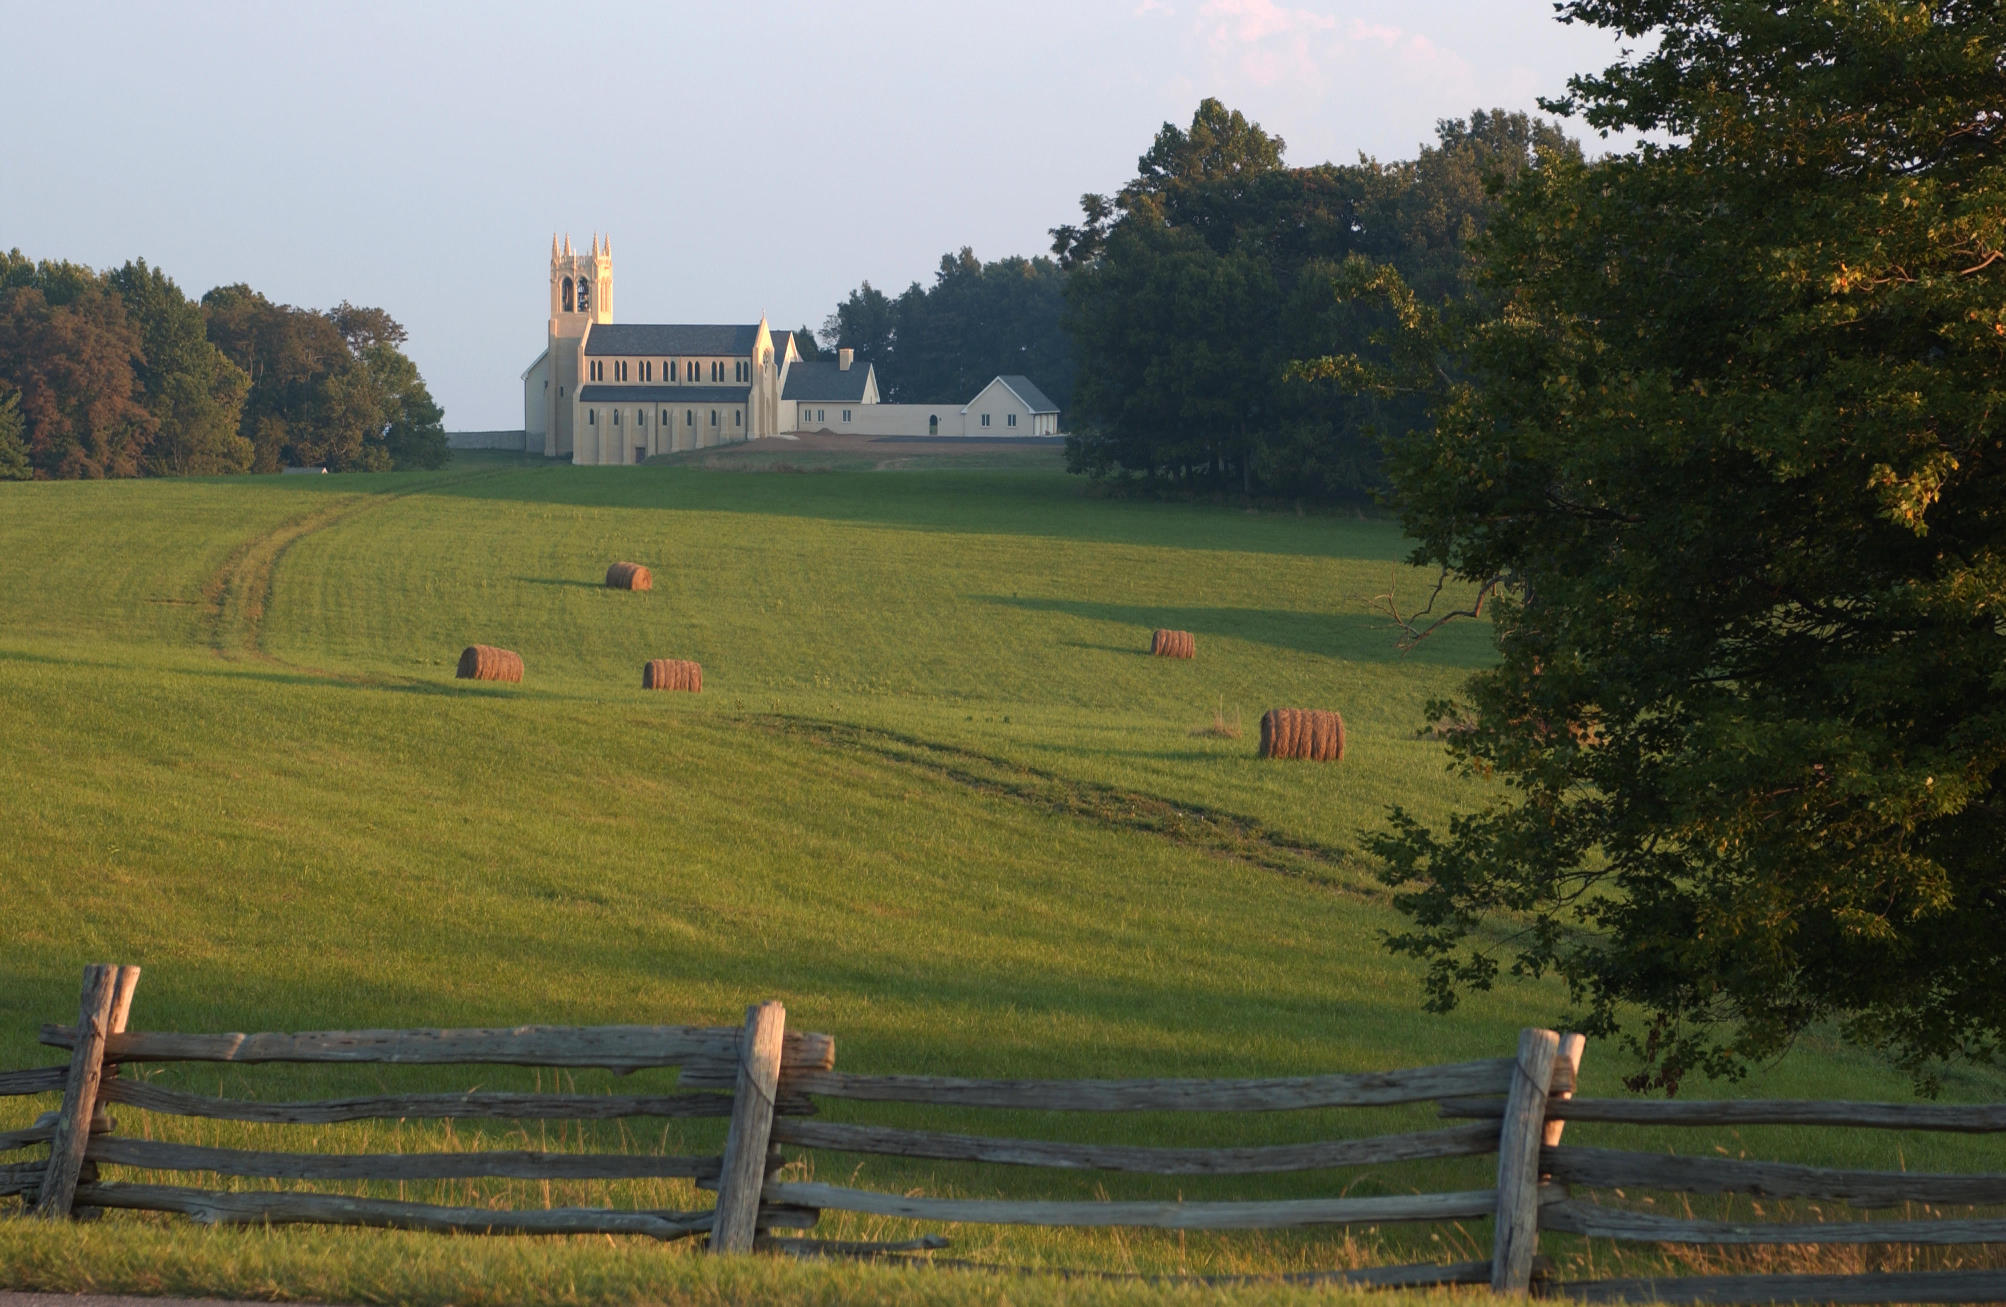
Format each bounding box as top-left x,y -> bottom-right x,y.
520,236 -> 1055,463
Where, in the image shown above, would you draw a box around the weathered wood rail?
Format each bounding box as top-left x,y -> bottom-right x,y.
8,964 -> 2006,1302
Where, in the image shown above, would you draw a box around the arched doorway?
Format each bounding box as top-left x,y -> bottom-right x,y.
928,414 -> 938,435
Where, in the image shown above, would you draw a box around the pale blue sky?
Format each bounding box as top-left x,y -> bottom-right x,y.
0,1 -> 1636,429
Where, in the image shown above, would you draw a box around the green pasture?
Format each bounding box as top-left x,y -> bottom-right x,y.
1,449 -> 2002,1302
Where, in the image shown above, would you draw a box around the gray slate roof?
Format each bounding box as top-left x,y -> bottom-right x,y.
584,323 -> 763,356
577,385 -> 749,403
782,360 -> 874,402
997,375 -> 1059,413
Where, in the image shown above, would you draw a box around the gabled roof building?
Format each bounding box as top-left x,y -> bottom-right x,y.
523,237 -> 1056,463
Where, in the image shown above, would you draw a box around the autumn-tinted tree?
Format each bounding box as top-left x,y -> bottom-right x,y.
0,269 -> 154,478
1333,0 -> 2006,1090
0,248 -> 443,478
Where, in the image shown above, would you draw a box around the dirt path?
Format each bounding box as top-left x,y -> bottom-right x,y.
200,468 -> 505,667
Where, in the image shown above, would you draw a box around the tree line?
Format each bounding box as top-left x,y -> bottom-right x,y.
0,251 -> 447,480
1056,101 -> 1575,498
820,249 -> 1072,408
816,103 -> 1567,498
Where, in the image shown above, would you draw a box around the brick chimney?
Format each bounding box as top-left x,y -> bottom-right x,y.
838,348 -> 854,371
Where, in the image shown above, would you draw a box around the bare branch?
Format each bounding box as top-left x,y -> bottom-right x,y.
1370,567 -> 1501,652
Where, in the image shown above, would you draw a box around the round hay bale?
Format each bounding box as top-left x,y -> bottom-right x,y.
1150,628 -> 1196,659
456,645 -> 523,683
1259,708 -> 1345,761
642,658 -> 702,693
606,561 -> 653,591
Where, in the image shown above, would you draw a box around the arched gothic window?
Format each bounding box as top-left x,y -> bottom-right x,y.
561,277 -> 574,312
577,279 -> 592,315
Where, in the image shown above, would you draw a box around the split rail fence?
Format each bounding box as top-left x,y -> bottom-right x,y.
5,965 -> 2006,1303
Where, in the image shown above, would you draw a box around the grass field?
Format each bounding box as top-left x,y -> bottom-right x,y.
3,445 -> 2003,1304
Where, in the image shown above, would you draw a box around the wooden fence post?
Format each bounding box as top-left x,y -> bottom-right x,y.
1491,1027 -> 1560,1294
710,1001 -> 786,1254
35,964 -> 140,1218
1544,1032 -> 1586,1149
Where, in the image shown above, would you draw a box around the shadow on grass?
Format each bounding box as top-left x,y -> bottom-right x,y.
0,647 -> 84,669
1059,640 -> 1153,657
384,463 -> 1408,560
0,643 -> 592,703
983,596 -> 1493,667
515,577 -> 606,591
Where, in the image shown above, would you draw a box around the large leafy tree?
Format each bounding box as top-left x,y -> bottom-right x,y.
366,343 -> 449,470
203,286 -> 445,472
822,253 -> 1071,406
106,260 -> 252,475
0,267 -> 154,478
819,281 -> 897,375
1341,1 -> 2006,1090
1060,101 -> 1296,490
1060,103 -> 1570,497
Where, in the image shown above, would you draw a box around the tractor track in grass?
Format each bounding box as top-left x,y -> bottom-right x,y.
200,467 -> 508,670
754,715 -> 1373,892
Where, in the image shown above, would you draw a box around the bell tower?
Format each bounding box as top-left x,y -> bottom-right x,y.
544,233 -> 614,458
549,232 -> 614,327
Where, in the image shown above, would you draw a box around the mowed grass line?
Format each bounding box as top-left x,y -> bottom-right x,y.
3,457 -> 2006,1302
204,464 -> 510,662
259,462 -> 1492,851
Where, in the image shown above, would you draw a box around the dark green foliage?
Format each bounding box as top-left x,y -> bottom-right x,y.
821,282 -> 897,375
790,325 -> 822,363
821,252 -> 1073,407
1331,1 -> 2006,1090
1064,222 -> 1275,487
1059,100 -> 1571,498
0,385 -> 29,480
369,344 -> 449,471
105,260 -> 252,475
202,285 -> 446,472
